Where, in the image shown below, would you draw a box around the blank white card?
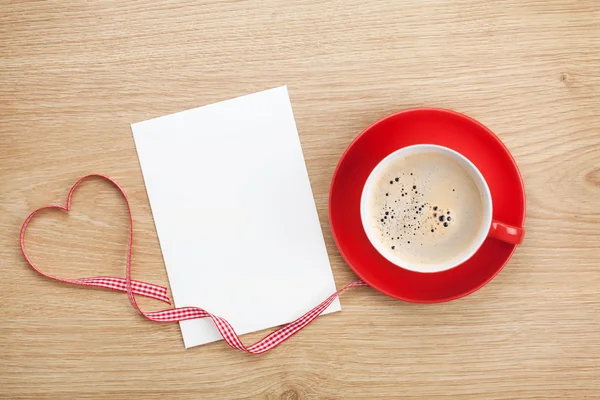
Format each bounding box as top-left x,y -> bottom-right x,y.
131,86 -> 340,348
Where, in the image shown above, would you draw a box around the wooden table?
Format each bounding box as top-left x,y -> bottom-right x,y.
2,1 -> 599,398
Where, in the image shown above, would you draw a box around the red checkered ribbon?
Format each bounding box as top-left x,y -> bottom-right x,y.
20,174 -> 367,354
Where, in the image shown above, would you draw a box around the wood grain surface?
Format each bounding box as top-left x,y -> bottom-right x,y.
1,0 -> 599,398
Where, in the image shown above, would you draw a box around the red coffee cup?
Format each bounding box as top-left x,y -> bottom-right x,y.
360,144 -> 524,273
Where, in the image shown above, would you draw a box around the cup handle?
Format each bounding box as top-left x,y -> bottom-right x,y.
488,220 -> 525,245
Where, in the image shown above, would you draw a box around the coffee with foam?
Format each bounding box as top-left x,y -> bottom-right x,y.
363,150 -> 486,269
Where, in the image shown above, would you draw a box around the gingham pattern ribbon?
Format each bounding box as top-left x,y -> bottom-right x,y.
20,174 -> 367,354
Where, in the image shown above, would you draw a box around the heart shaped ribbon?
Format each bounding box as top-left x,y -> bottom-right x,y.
20,174 -> 366,354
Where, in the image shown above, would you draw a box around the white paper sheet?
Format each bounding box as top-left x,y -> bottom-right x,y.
131,86 -> 340,348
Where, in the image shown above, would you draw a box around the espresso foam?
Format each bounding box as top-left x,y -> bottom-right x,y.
365,152 -> 485,266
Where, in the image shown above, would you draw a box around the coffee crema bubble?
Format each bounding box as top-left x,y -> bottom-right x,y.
365,152 -> 484,266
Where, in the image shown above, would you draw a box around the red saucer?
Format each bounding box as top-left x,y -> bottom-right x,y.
329,108 -> 525,303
